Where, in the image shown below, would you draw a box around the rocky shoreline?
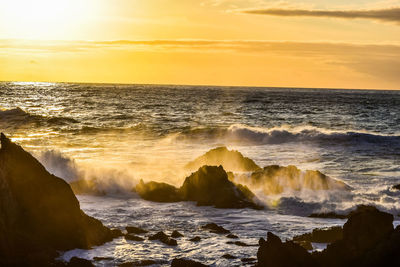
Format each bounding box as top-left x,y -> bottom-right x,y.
1,134 -> 399,266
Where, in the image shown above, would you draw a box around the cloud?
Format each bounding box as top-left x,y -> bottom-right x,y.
242,7 -> 400,24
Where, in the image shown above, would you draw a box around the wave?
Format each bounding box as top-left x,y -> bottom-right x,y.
0,107 -> 78,128
172,124 -> 400,147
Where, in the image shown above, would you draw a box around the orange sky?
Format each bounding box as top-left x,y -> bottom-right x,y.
0,0 -> 400,89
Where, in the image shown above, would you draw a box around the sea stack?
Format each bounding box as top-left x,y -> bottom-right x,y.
0,133 -> 116,265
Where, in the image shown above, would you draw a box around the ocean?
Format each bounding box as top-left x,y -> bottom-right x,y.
1,81 -> 400,266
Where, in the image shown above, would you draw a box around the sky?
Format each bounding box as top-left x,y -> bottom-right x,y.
0,0 -> 399,89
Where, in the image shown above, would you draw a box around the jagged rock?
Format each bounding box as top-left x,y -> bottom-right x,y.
135,180 -> 182,202
126,226 -> 148,234
69,178 -> 106,196
189,236 -> 201,242
111,228 -> 124,238
125,234 -> 144,241
227,241 -> 256,247
148,231 -> 177,246
308,212 -> 348,219
201,223 -> 230,234
136,165 -> 263,210
180,165 -> 263,209
241,257 -> 256,263
245,165 -> 350,195
171,258 -> 208,267
295,241 -> 313,251
293,226 -> 343,243
257,232 -> 318,267
0,133 -> 114,266
226,234 -> 238,239
222,254 -> 236,259
171,230 -> 184,238
185,146 -> 260,172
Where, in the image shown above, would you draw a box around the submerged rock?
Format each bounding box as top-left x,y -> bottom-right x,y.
0,133 -> 115,265
171,258 -> 208,267
126,226 -> 148,234
180,165 -> 263,209
226,233 -> 239,239
135,180 -> 182,202
222,254 -> 236,259
171,230 -> 184,238
201,223 -> 230,234
148,231 -> 177,246
136,165 -> 263,209
185,146 -> 260,172
392,184 -> 400,190
308,211 -> 348,219
245,165 -> 350,195
125,234 -> 144,241
293,226 -> 343,243
189,236 -> 201,242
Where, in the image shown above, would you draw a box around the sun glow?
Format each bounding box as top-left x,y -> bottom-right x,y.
0,0 -> 91,39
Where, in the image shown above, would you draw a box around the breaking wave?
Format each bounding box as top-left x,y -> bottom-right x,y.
173,124 -> 400,147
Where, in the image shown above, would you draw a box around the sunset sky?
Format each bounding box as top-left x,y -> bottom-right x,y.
1,0 -> 399,89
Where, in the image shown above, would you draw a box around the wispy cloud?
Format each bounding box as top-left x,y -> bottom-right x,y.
242,7 -> 400,24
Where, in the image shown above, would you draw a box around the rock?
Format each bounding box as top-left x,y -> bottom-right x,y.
308,212 -> 348,219
180,165 -> 263,209
67,257 -> 94,267
241,257 -> 256,263
222,254 -> 236,259
93,256 -> 114,261
171,258 -> 208,267
119,261 -> 159,267
294,241 -> 313,251
126,226 -> 148,234
148,231 -> 177,246
226,234 -> 238,239
0,133 -> 115,266
392,184 -> 400,190
135,180 -> 182,202
185,146 -> 260,172
125,234 -> 144,241
246,165 -> 350,195
227,241 -> 256,247
293,226 -> 343,243
201,223 -> 230,234
69,178 -> 106,196
111,228 -> 124,238
189,236 -> 201,242
257,232 -> 318,267
171,230 -> 184,238
136,165 -> 263,210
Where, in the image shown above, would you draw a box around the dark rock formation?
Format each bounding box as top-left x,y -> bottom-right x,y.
392,184 -> 400,190
180,165 -> 262,209
69,178 -> 106,196
222,254 -> 236,259
148,231 -> 177,246
0,133 -> 115,266
171,258 -> 208,267
227,241 -> 256,247
125,234 -> 144,241
119,260 -> 159,267
257,205 -> 400,267
308,211 -> 348,219
201,223 -> 230,234
243,165 -> 350,195
185,146 -> 260,172
171,230 -> 184,238
295,241 -> 313,251
136,179 -> 182,202
293,226 -> 343,243
257,232 -> 317,267
126,226 -> 148,234
136,165 -> 263,209
226,233 -> 238,239
189,236 -> 201,242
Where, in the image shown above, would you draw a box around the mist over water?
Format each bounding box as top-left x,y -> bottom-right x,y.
1,81 -> 400,265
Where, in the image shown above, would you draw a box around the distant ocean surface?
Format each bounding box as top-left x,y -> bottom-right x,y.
1,81 -> 400,266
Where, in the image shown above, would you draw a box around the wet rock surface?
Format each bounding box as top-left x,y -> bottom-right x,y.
171,258 -> 208,267
201,223 -> 230,234
136,165 -> 263,209
0,133 -> 115,266
293,226 -> 343,243
148,231 -> 178,246
185,146 -> 260,172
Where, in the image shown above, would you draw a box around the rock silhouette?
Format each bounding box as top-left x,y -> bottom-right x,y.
0,133 -> 115,265
135,165 -> 263,209
185,146 -> 260,172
